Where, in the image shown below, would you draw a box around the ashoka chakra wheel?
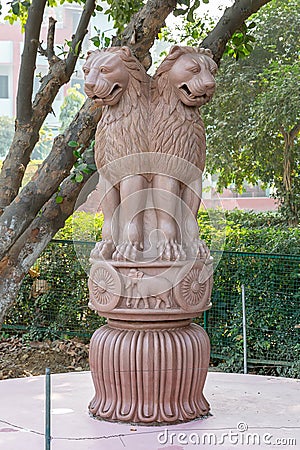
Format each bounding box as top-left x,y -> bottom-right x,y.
174,265 -> 212,312
88,263 -> 122,312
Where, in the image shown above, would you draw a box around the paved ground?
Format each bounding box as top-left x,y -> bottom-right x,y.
0,371 -> 299,449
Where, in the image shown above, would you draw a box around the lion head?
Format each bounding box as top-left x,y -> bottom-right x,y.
83,46 -> 148,107
154,46 -> 217,107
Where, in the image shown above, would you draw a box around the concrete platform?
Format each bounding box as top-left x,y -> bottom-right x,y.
0,371 -> 299,449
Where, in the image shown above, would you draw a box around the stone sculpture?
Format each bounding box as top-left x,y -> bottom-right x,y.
84,45 -> 217,424
84,46 -> 150,260
125,268 -> 172,309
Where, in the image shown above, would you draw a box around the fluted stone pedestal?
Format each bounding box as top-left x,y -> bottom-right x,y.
88,259 -> 213,424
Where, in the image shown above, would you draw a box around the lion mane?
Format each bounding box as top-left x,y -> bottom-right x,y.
150,46 -> 216,172
92,47 -> 150,170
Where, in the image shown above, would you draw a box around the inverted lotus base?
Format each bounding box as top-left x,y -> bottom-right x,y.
89,319 -> 210,424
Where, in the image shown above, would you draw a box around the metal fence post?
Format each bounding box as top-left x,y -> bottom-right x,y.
45,368 -> 51,450
203,310 -> 208,331
241,285 -> 248,374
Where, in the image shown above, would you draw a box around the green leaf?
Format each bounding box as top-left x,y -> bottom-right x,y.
90,36 -> 100,48
75,173 -> 84,183
187,9 -> 195,23
104,37 -> 111,48
245,43 -> 254,53
74,40 -> 81,56
87,163 -> 97,171
173,8 -> 187,17
55,196 -> 63,204
68,141 -> 79,148
73,150 -> 81,159
192,29 -> 199,39
232,35 -> 244,46
202,0 -> 209,3
12,2 -> 20,16
248,21 -> 256,29
76,163 -> 88,171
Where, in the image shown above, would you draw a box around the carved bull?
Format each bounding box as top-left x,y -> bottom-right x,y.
125,268 -> 172,310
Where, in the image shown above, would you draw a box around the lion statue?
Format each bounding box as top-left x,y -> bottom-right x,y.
150,45 -> 218,259
83,45 -> 217,261
83,47 -> 151,260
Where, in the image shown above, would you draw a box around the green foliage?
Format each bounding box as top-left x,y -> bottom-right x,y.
90,26 -> 111,49
4,0 -> 30,27
0,116 -> 14,158
203,0 -> 300,223
4,241 -> 106,341
104,0 -> 144,34
68,139 -> 96,184
59,84 -> 85,132
4,0 -> 85,27
204,251 -> 300,377
158,9 -> 214,48
174,0 -> 201,23
224,21 -> 256,60
198,209 -> 300,254
54,211 -> 103,241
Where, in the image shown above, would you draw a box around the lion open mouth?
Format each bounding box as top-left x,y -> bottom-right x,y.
108,83 -> 121,97
180,84 -> 208,101
92,84 -> 122,102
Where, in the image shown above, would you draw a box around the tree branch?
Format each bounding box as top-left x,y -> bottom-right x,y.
65,0 -> 96,77
200,0 -> 272,64
16,0 -> 47,124
290,120 -> 300,141
112,0 -> 177,69
0,99 -> 102,261
47,17 -> 59,64
38,18 -> 59,65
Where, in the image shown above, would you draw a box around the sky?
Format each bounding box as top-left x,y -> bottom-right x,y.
194,0 -> 234,19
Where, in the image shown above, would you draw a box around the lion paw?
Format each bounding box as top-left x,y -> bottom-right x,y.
112,241 -> 142,261
90,240 -> 116,260
189,239 -> 211,260
157,239 -> 186,261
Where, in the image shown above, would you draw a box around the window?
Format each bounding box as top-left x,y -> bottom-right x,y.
0,75 -> 9,98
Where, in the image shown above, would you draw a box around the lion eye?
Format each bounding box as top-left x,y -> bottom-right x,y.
190,66 -> 200,74
99,67 -> 108,73
83,67 -> 90,75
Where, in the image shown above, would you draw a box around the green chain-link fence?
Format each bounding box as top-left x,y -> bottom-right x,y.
2,240 -> 300,377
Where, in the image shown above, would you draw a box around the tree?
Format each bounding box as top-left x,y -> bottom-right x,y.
0,0 -> 272,325
202,0 -> 300,223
